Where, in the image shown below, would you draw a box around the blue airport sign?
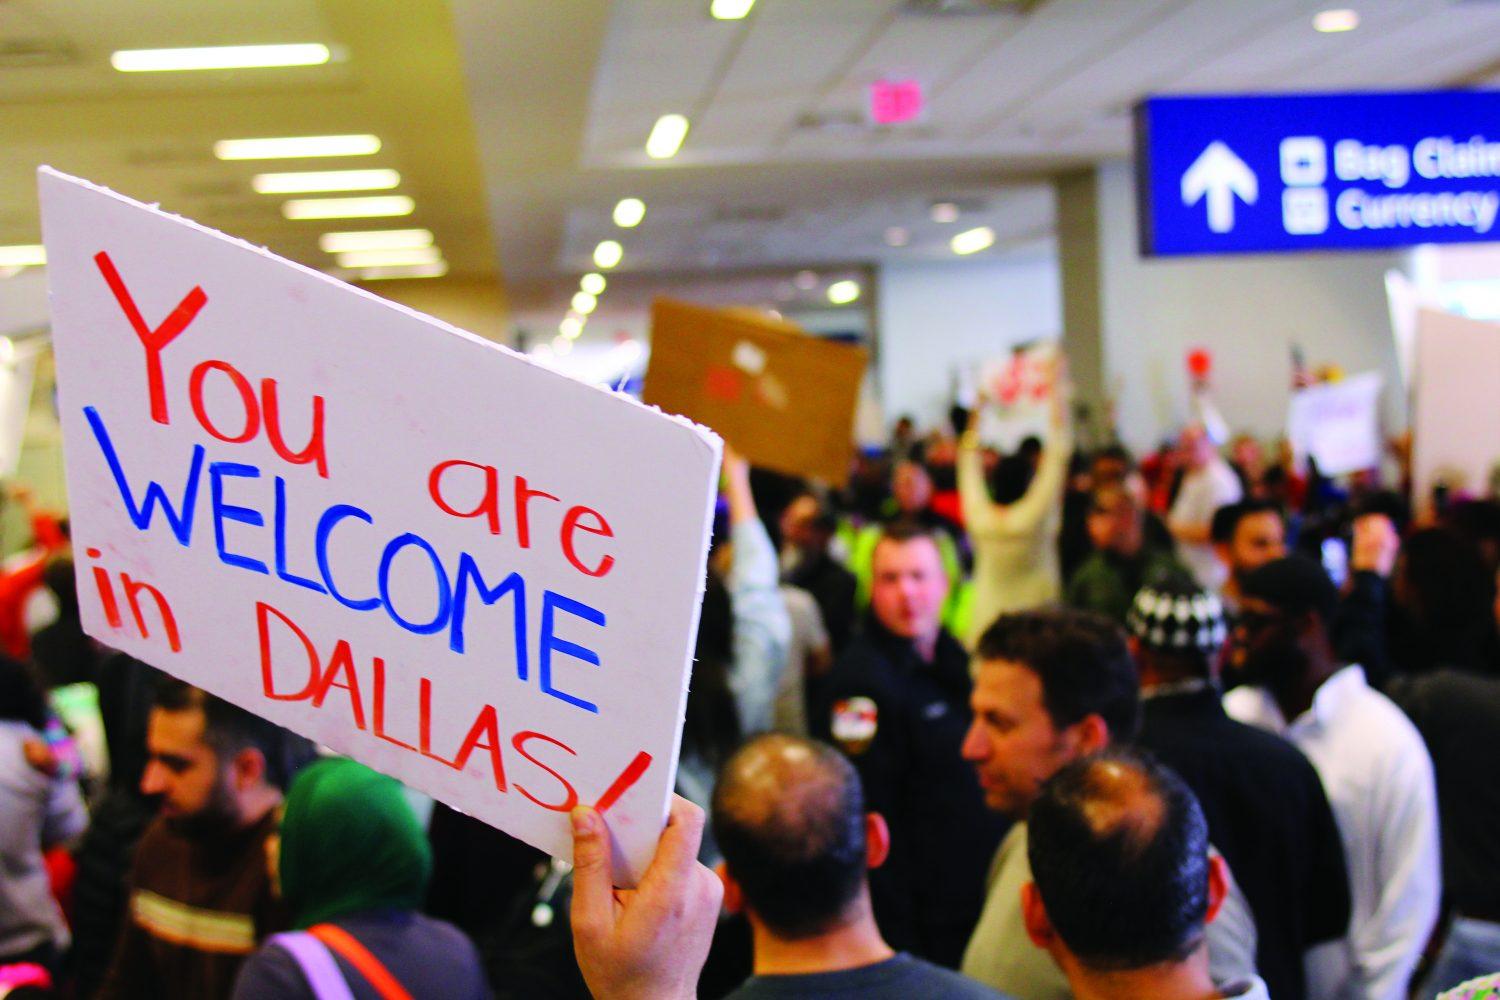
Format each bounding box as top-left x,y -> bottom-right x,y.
1135,90 -> 1500,256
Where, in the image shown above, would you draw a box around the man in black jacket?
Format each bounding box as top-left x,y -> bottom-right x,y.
813,522 -> 1006,969
1127,577 -> 1351,1000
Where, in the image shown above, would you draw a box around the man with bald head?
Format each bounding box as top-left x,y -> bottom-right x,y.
1022,748 -> 1270,999
713,733 -> 1007,999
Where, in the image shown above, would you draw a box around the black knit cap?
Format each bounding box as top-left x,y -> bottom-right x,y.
1239,554 -> 1339,626
1126,577 -> 1227,656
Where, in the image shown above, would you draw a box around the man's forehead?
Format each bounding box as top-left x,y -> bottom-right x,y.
973,658 -> 1044,705
148,705 -> 208,749
873,535 -> 940,570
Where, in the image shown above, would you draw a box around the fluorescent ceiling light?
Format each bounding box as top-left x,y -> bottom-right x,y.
951,226 -> 996,255
930,202 -> 959,223
884,226 -> 910,247
646,114 -> 690,159
613,197 -> 646,228
335,247 -> 442,269
319,228 -> 432,253
356,262 -> 447,281
283,195 -> 414,220
572,291 -> 598,315
111,43 -> 330,73
710,0 -> 756,18
253,169 -> 400,194
594,240 -> 623,269
214,134 -> 381,160
561,315 -> 585,340
580,272 -> 607,296
827,280 -> 861,305
1313,8 -> 1359,32
0,245 -> 46,268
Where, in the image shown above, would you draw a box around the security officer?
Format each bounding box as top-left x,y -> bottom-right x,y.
813,521 -> 1008,969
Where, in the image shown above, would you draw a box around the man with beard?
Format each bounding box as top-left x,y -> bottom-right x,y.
1224,556 -> 1439,1000
99,679 -> 312,999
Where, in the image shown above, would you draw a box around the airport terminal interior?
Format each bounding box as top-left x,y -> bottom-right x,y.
4,2 -> 1500,999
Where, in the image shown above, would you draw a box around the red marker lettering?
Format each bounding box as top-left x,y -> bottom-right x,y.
94,251 -> 207,425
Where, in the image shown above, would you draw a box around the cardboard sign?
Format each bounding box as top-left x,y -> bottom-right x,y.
38,168 -> 720,886
643,298 -> 866,485
1412,308 -> 1500,510
1287,372 -> 1384,477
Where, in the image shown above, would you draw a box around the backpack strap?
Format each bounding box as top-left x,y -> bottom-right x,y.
267,932 -> 356,1000
309,923 -> 415,1000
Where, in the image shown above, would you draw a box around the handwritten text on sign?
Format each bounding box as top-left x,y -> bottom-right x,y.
39,169 -> 720,885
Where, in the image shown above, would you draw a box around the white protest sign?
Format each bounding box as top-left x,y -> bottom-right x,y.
974,341 -> 1057,449
1287,372 -> 1383,477
38,168 -> 720,885
1412,308 -> 1500,510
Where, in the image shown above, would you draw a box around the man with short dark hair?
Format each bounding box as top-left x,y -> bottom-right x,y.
1210,500 -> 1286,610
814,523 -> 1006,968
1225,555 -> 1440,1000
960,607 -> 1258,1000
99,679 -> 313,999
1065,482 -> 1184,623
780,491 -> 857,653
713,733 -> 1006,998
1128,578 -> 1350,1000
1021,748 -> 1270,1000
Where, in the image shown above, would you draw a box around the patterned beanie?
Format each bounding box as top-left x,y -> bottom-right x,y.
1126,578 -> 1227,656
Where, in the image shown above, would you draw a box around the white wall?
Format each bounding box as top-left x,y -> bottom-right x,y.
875,254 -> 1062,432
1095,159 -> 1407,454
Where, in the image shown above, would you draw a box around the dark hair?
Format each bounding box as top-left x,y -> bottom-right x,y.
684,574 -> 741,768
152,678 -> 312,790
0,655 -> 49,730
1028,748 -> 1210,970
975,609 -> 1139,740
1095,443 -> 1133,468
878,519 -> 938,549
1209,499 -> 1283,546
713,735 -> 867,939
1393,527 -> 1494,672
1240,555 -> 1339,629
990,454 -> 1035,505
1352,490 -> 1410,535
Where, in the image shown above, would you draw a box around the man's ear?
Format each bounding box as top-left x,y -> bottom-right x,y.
1204,853 -> 1229,925
715,861 -> 743,915
1068,714 -> 1111,757
1020,882 -> 1056,951
865,813 -> 890,870
231,747 -> 267,792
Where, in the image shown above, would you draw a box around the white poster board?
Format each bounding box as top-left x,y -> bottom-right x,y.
38,168 -> 720,885
1412,308 -> 1500,511
1287,372 -> 1383,477
974,341 -> 1057,449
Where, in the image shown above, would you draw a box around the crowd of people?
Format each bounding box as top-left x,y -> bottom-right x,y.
2,375 -> 1499,1000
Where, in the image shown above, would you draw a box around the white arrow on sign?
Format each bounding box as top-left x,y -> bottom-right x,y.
1180,141 -> 1258,233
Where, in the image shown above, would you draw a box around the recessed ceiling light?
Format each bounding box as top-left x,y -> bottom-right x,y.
252,169 -> 400,194
572,291 -> 598,315
0,245 -> 46,268
884,226 -> 910,247
710,0 -> 755,18
561,315 -> 585,340
594,240 -> 623,269
356,262 -> 447,281
111,43 -> 330,73
214,134 -> 381,160
1313,8 -> 1359,32
794,269 -> 818,290
613,197 -> 646,228
827,279 -> 861,305
282,196 -> 414,220
951,226 -> 995,255
319,228 -> 433,253
580,272 -> 607,296
335,247 -> 442,269
930,202 -> 959,224
553,335 -> 575,356
646,114 -> 690,159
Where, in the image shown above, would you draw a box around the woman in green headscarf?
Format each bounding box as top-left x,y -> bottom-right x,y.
232,758 -> 490,999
